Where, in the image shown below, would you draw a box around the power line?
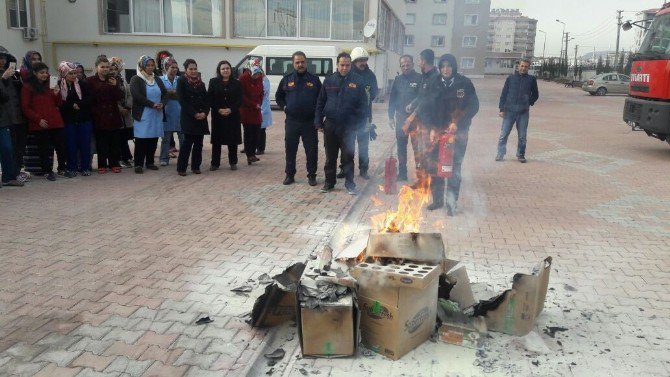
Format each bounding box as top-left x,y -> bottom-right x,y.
572,16 -> 616,37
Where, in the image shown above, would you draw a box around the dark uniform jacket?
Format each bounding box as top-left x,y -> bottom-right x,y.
177,76 -> 210,136
208,77 -> 242,145
387,70 -> 422,120
424,73 -> 479,134
409,67 -> 440,125
352,66 -> 378,122
498,73 -> 539,113
276,70 -> 322,123
315,71 -> 366,129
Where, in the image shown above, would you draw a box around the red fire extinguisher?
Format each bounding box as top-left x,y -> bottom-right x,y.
437,129 -> 456,178
385,155 -> 397,195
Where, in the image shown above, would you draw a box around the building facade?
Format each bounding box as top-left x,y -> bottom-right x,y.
4,0 -> 406,92
403,0 -> 490,77
485,8 -> 537,75
634,8 -> 659,51
2,0 -> 43,61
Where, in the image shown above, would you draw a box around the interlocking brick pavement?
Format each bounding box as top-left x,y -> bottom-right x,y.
0,101 -> 394,376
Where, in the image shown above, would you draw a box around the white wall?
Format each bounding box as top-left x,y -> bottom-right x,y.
0,0 -> 43,63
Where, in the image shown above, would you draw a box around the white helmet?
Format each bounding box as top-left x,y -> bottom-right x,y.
350,47 -> 369,62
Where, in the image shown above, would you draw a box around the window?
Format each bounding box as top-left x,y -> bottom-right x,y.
406,13 -> 415,25
103,0 -> 222,35
431,35 -> 445,47
268,0 -> 297,37
432,14 -> 447,25
7,0 -> 30,28
406,0 -> 416,3
461,57 -> 475,70
233,0 -> 364,41
405,34 -> 415,46
465,0 -> 480,3
301,0 -> 330,38
620,75 -> 630,82
462,36 -> 477,48
434,0 -> 447,2
331,0 -> 365,40
464,14 -> 478,26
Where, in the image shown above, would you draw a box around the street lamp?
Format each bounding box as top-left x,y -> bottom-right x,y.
556,19 -> 566,76
537,29 -> 547,60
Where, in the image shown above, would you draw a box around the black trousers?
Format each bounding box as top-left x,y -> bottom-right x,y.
211,143 -> 238,167
95,129 -> 121,168
429,131 -> 469,206
177,134 -> 204,172
285,119 -> 318,177
119,128 -> 133,160
394,112 -> 415,177
324,121 -> 355,189
257,128 -> 267,153
243,124 -> 260,157
11,123 -> 28,170
134,137 -> 158,167
33,128 -> 67,174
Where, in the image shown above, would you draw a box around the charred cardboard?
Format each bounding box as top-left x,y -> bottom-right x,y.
438,322 -> 483,349
296,289 -> 359,358
250,263 -> 305,327
473,257 -> 552,336
366,233 -> 446,265
353,262 -> 440,360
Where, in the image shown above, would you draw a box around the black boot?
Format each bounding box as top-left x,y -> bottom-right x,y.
307,174 -> 317,186
336,169 -> 345,179
428,176 -> 445,210
283,174 -> 295,185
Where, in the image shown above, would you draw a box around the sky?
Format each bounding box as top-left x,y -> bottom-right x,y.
491,0 -> 667,57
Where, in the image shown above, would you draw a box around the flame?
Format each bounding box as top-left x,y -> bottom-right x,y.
371,175 -> 431,233
370,195 -> 383,207
378,185 -> 385,192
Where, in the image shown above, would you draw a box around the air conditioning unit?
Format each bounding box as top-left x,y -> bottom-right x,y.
22,27 -> 38,41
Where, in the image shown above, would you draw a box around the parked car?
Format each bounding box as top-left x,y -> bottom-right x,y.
582,73 -> 630,95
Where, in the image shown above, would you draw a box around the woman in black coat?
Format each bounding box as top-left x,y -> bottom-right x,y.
208,60 -> 242,171
176,58 -> 209,176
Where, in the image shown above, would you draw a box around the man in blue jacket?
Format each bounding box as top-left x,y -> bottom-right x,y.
496,59 -> 539,163
276,51 -> 322,186
315,52 -> 366,195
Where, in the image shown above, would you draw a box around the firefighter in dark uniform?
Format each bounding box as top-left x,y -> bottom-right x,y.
315,52 -> 367,195
349,47 -> 378,180
276,51 -> 322,187
421,54 -> 479,215
388,54 -> 422,181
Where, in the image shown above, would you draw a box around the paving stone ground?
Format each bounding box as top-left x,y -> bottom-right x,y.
1,77 -> 669,377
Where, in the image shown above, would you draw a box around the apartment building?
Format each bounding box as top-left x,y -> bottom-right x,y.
485,8 -> 537,74
3,0 -> 406,90
403,0 -> 490,77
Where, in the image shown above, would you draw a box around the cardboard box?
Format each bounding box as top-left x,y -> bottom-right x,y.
296,287 -> 360,358
298,294 -> 358,357
366,233 -> 446,265
353,262 -> 440,360
473,257 -> 552,336
250,263 -> 305,327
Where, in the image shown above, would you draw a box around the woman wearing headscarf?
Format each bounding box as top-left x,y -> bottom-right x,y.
129,55 -> 167,174
154,50 -> 173,77
20,62 -> 68,181
20,50 -> 42,80
109,57 -> 133,167
238,59 -> 264,165
74,62 -> 86,81
257,71 -> 272,155
176,58 -> 209,176
88,55 -> 124,174
58,61 -> 93,176
419,54 -> 479,215
208,60 -> 242,171
159,56 -> 183,166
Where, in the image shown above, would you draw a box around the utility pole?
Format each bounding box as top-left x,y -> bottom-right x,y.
574,44 -> 579,79
564,32 -> 570,77
615,10 -> 623,69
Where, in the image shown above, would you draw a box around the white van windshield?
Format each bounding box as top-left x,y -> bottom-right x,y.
266,57 -> 333,76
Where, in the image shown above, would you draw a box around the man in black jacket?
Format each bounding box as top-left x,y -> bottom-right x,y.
276,51 -> 322,186
496,59 -> 539,163
388,54 -> 421,181
315,52 -> 366,195
349,47 -> 378,180
420,54 -> 479,215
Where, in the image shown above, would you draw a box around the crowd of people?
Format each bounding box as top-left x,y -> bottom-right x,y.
0,48 -> 273,184
1,44 -> 538,216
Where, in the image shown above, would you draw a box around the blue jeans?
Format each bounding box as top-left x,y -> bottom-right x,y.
65,121 -> 93,172
497,110 -> 529,158
0,127 -> 16,183
160,131 -> 183,164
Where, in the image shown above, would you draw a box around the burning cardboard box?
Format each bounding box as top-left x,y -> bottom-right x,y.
296,258 -> 359,358
348,232 -> 446,360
